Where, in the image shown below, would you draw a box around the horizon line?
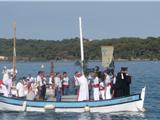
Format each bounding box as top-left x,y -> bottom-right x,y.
0,36 -> 159,41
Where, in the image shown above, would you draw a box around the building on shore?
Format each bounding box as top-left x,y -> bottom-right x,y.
0,56 -> 8,61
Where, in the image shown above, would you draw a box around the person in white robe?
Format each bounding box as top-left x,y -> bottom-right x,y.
99,81 -> 105,100
2,68 -> 12,94
76,72 -> 89,101
0,82 -> 9,97
104,73 -> 112,99
92,73 -> 100,101
2,67 -> 9,84
49,75 -> 54,85
16,80 -> 25,98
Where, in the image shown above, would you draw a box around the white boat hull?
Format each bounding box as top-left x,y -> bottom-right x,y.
0,99 -> 144,113
0,87 -> 145,113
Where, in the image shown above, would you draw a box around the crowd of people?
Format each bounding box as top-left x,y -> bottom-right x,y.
0,66 -> 132,102
74,66 -> 132,101
0,67 -> 70,101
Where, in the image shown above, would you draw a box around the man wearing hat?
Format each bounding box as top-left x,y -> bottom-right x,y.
123,68 -> 132,96
115,67 -> 131,97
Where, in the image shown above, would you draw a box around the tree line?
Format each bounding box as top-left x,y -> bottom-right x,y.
0,37 -> 160,61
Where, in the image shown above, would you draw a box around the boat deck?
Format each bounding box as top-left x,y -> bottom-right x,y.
46,95 -> 77,101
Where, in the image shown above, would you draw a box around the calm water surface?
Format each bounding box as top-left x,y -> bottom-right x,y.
0,61 -> 159,120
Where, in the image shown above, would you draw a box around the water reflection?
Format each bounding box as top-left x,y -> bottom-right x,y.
76,112 -> 145,120
0,111 -> 148,120
0,112 -> 26,120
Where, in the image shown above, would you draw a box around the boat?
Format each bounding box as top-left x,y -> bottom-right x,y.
0,17 -> 146,113
0,87 -> 145,112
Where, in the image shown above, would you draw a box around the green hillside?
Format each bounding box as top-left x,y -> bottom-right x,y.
0,37 -> 160,61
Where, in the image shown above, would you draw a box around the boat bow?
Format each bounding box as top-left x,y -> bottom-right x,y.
136,87 -> 146,112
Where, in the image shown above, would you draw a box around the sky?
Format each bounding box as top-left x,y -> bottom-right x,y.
0,1 -> 160,40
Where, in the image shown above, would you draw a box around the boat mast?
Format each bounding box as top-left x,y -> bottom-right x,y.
79,16 -> 84,73
50,61 -> 54,76
13,21 -> 16,80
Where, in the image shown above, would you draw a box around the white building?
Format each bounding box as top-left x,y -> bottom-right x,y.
0,56 -> 8,60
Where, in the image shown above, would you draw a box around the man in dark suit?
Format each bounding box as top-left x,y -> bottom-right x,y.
115,67 -> 131,97
123,68 -> 132,96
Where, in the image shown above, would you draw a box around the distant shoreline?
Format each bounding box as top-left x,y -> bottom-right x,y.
0,59 -> 159,63
1,37 -> 160,61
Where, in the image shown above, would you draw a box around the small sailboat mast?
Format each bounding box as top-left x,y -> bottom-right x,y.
13,21 -> 16,80
79,16 -> 84,73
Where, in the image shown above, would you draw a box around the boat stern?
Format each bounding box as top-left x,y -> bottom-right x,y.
136,87 -> 146,112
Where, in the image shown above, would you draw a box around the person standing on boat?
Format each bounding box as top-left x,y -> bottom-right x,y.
0,80 -> 9,97
76,72 -> 89,101
16,79 -> 25,98
115,68 -> 124,97
87,71 -> 94,100
41,71 -> 47,100
49,73 -> 54,88
48,73 -> 55,98
110,73 -> 117,98
36,71 -> 46,100
104,72 -> 112,99
2,66 -> 9,83
2,67 -> 12,95
26,82 -> 35,100
36,71 -> 41,99
23,77 -> 29,96
123,68 -> 132,96
54,72 -> 62,102
62,72 -> 69,95
115,67 -> 131,97
92,73 -> 100,101
74,71 -> 79,95
99,80 -> 105,100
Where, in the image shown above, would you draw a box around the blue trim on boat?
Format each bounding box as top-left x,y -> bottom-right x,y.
0,94 -> 141,108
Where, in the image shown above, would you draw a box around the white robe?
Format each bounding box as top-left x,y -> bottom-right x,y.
93,77 -> 99,101
63,77 -> 69,86
49,77 -> 53,85
16,82 -> 25,97
2,72 -> 10,85
1,84 -> 9,97
2,72 -> 12,93
77,75 -> 89,101
99,82 -> 105,100
105,75 -> 112,99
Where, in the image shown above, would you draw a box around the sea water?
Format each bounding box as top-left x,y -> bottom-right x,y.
0,61 -> 159,120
